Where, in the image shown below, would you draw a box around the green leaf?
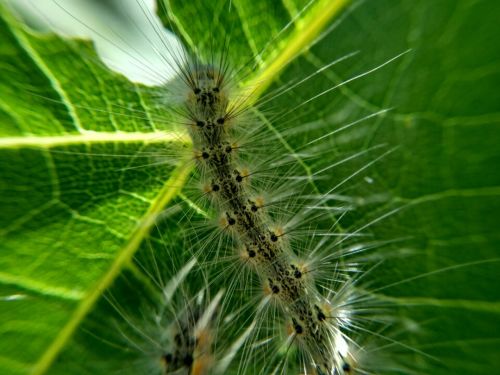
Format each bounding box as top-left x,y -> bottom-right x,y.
0,4 -> 191,374
1,0 -> 499,374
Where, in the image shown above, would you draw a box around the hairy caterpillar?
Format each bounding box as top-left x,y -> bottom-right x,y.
174,60 -> 355,374
151,1 -> 414,374
4,1 -> 498,374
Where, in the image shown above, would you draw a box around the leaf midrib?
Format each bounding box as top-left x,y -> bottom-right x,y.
0,131 -> 188,149
244,0 -> 351,100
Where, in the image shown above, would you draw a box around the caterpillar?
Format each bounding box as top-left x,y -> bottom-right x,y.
152,2 -> 411,374
173,60 -> 353,374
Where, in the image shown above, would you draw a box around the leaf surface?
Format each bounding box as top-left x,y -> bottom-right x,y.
0,0 -> 499,374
